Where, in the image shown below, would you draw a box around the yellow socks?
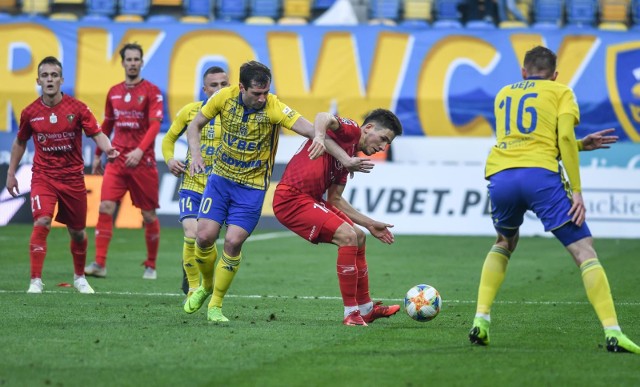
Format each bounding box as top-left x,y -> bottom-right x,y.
210,252 -> 242,308
476,245 -> 511,315
580,258 -> 618,328
194,242 -> 217,290
183,237 -> 201,290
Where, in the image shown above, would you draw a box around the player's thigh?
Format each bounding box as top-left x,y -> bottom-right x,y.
178,189 -> 202,222
487,169 -> 527,235
273,190 -> 343,244
523,168 -> 574,232
54,179 -> 88,229
128,165 -> 159,210
30,176 -> 58,221
100,164 -> 129,202
226,183 -> 266,235
198,174 -> 231,226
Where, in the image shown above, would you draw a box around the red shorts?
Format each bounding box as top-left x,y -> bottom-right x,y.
273,186 -> 353,244
101,157 -> 159,210
31,174 -> 87,229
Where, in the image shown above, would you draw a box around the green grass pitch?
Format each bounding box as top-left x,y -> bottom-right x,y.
1,225 -> 639,386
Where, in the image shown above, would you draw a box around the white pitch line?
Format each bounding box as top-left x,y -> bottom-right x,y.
245,231 -> 296,242
1,289 -> 639,306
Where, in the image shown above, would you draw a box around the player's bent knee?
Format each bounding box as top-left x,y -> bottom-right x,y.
68,228 -> 86,242
332,224 -> 358,247
99,201 -> 117,214
33,217 -> 52,228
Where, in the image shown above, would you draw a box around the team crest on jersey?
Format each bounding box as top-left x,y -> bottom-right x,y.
66,114 -> 75,123
207,128 -> 215,139
239,125 -> 248,136
606,42 -> 640,141
37,133 -> 46,143
49,113 -> 57,124
138,96 -> 145,104
124,93 -> 131,103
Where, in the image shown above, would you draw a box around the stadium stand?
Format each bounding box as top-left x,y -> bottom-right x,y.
313,0 -> 336,18
119,0 -> 150,17
369,0 -> 402,24
50,0 -> 85,19
633,0 -> 640,26
566,0 -> 598,27
183,0 -> 213,18
217,0 -> 248,21
432,0 -> 463,28
49,12 -> 78,20
20,0 -> 50,15
497,0 -> 530,28
402,0 -> 433,26
246,0 -> 280,23
598,0 -> 630,30
0,0 -> 18,14
84,0 -> 117,19
531,0 -> 564,29
281,0 -> 311,19
114,13 -> 144,21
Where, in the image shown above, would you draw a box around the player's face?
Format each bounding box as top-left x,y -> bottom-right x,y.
360,125 -> 395,156
121,49 -> 143,80
202,72 -> 229,98
240,80 -> 270,110
36,63 -> 63,98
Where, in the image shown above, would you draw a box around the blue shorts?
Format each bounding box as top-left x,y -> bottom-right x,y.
488,168 -> 591,246
178,189 -> 202,222
198,173 -> 266,234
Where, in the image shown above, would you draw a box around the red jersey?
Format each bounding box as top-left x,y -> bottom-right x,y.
103,79 -> 163,157
18,94 -> 101,181
278,116 -> 360,200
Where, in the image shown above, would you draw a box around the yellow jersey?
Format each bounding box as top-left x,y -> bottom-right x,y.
200,85 -> 301,190
485,78 -> 580,178
162,100 -> 220,194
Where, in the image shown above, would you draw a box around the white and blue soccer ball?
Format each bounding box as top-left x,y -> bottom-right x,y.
404,284 -> 442,322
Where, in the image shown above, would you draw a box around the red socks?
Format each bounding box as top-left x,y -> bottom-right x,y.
29,225 -> 49,278
337,246 -> 358,307
143,218 -> 160,269
355,246 -> 371,305
94,213 -> 113,267
70,237 -> 88,276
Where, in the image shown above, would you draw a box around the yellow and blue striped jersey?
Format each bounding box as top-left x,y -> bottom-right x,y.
200,85 -> 301,190
486,78 -> 580,178
162,100 -> 220,194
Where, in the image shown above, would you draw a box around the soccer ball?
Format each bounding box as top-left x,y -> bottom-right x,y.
404,284 -> 441,322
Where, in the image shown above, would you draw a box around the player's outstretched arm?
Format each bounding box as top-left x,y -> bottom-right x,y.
92,132 -> 119,161
327,184 -> 394,244
6,138 -> 27,197
579,128 -> 618,151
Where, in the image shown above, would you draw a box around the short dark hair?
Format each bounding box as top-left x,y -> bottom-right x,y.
363,108 -> 403,137
239,60 -> 271,90
202,66 -> 226,81
119,43 -> 144,60
523,46 -> 556,79
38,56 -> 63,76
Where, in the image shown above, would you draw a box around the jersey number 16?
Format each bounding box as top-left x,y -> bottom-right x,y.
499,93 -> 538,135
